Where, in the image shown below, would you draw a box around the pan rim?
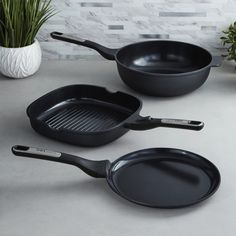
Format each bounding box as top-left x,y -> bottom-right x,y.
114,40 -> 214,77
106,147 -> 221,208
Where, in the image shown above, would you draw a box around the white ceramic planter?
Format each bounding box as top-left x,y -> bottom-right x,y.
0,40 -> 42,79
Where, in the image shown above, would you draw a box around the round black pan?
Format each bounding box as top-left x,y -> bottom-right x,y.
51,32 -> 221,97
12,145 -> 220,208
27,85 -> 204,146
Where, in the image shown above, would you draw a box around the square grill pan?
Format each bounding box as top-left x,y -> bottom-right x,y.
27,85 -> 142,146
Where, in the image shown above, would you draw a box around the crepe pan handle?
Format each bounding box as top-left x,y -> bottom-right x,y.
12,145 -> 110,178
124,117 -> 204,131
51,32 -> 118,60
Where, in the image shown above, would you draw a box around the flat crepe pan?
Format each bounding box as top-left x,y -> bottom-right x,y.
51,32 -> 221,97
12,145 -> 220,208
27,85 -> 204,147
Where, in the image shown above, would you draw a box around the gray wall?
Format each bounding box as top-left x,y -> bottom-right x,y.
39,0 -> 236,60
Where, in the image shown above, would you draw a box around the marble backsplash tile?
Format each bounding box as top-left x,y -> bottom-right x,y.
38,0 -> 236,60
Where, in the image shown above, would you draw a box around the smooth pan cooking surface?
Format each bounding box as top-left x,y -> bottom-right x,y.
116,41 -> 212,74
108,148 -> 220,208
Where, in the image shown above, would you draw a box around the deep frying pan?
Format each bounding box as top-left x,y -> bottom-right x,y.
12,145 -> 220,208
51,32 -> 221,97
27,85 -> 204,147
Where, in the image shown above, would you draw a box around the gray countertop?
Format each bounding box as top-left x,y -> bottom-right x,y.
0,60 -> 235,236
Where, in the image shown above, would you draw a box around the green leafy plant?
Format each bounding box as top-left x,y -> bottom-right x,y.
0,0 -> 56,48
221,21 -> 236,62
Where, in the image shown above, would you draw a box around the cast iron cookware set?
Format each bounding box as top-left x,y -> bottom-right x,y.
12,33 -> 221,209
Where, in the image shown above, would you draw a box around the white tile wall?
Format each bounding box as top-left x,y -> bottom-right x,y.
38,0 -> 236,60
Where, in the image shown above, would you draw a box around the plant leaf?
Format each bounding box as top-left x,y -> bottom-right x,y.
0,0 -> 56,47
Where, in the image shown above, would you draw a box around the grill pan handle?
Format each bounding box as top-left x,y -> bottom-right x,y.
51,32 -> 118,60
124,117 -> 204,131
12,145 -> 110,178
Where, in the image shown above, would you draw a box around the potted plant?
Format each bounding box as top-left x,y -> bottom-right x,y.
0,0 -> 55,78
221,21 -> 236,67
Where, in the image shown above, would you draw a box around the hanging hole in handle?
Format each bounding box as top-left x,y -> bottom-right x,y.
189,121 -> 204,130
52,32 -> 63,36
189,121 -> 203,125
13,145 -> 29,151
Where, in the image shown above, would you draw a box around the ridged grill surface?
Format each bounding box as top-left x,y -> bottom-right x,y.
44,104 -> 129,132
